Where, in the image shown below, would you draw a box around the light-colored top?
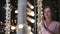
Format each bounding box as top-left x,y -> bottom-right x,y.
41,21 -> 60,34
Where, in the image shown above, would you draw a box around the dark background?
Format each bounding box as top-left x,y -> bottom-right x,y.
29,0 -> 60,22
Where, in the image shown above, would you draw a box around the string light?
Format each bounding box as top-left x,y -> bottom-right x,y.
27,17 -> 35,23
27,8 -> 35,16
8,31 -> 10,34
14,19 -> 17,23
27,11 -> 35,16
15,10 -> 18,13
0,22 -> 2,25
30,6 -> 34,9
18,24 -> 23,29
27,1 -> 34,9
31,19 -> 35,23
30,31 -> 33,34
11,26 -> 16,30
28,26 -> 31,30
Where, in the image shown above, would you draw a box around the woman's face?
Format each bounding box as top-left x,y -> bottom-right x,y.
44,8 -> 51,19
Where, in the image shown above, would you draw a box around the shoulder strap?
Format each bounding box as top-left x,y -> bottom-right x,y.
43,22 -> 55,34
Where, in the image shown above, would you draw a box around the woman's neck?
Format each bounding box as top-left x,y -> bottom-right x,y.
45,19 -> 52,27
46,18 -> 52,23
46,19 -> 52,23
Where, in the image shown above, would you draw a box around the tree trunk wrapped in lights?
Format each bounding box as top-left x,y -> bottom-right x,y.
17,0 -> 27,34
37,0 -> 43,34
5,0 -> 12,34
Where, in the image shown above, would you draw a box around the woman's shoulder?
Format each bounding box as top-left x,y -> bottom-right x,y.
52,21 -> 60,28
52,21 -> 60,24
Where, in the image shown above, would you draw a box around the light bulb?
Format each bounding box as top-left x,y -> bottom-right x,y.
11,26 -> 16,30
18,24 -> 23,29
15,10 -> 18,13
30,32 -> 33,34
30,6 -> 34,9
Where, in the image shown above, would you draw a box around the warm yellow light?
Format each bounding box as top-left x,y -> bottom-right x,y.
0,22 -> 2,25
28,26 -> 31,30
27,11 -> 35,16
30,6 -> 34,9
27,17 -> 35,23
31,19 -> 35,23
30,32 -> 33,34
27,8 -> 35,16
15,10 -> 18,13
14,19 -> 17,23
27,1 -> 34,9
8,31 -> 10,34
11,26 -> 16,30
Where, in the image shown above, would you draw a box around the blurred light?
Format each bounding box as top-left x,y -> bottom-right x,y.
15,10 -> 18,13
5,3 -> 10,7
28,26 -> 31,30
0,22 -> 2,23
14,19 -> 17,23
27,1 -> 34,9
30,6 -> 34,9
30,11 -> 35,16
0,22 -> 2,25
41,8 -> 43,10
41,12 -> 43,14
30,32 -> 33,34
8,31 -> 10,34
27,11 -> 35,16
27,17 -> 35,23
5,7 -> 9,11
8,4 -> 10,6
11,19 -> 13,22
5,3 -> 11,10
18,24 -> 23,29
31,19 -> 35,23
27,8 -> 35,16
11,26 -> 16,30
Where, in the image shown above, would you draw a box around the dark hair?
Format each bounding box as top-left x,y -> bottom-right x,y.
43,6 -> 52,12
